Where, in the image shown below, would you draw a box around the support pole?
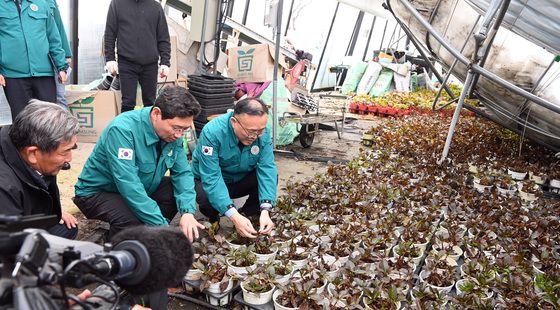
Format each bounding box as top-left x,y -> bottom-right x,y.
272,0 -> 284,148
71,0 -> 78,84
432,16 -> 480,111
310,2 -> 339,92
345,11 -> 364,57
379,20 -> 388,50
468,0 -> 510,96
242,0 -> 250,25
438,71 -> 475,164
362,16 -> 376,61
284,0 -> 295,37
197,0 -> 210,74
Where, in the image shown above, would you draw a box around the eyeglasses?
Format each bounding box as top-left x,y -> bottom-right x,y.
233,116 -> 265,138
172,126 -> 187,134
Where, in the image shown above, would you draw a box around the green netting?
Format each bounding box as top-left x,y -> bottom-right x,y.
259,78 -> 299,146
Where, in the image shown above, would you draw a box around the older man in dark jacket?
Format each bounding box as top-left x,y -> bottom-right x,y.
0,101 -> 80,239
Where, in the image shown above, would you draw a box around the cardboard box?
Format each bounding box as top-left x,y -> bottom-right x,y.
66,87 -> 120,143
227,44 -> 286,83
158,36 -> 178,83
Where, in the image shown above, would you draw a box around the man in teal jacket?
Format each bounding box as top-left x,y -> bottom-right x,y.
0,0 -> 68,119
74,86 -> 204,242
49,0 -> 73,107
191,98 -> 277,238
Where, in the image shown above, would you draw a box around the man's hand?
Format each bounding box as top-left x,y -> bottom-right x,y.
230,213 -> 258,238
259,210 -> 274,235
105,60 -> 119,75
179,213 -> 205,242
60,211 -> 78,229
159,65 -> 170,78
59,71 -> 67,84
0,74 -> 6,86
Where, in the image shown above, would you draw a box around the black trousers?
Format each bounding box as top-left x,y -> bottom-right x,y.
118,57 -> 158,112
46,223 -> 78,240
195,170 -> 261,222
73,177 -> 177,240
3,76 -> 56,119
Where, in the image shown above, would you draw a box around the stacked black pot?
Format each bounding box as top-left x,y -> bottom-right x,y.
188,74 -> 235,133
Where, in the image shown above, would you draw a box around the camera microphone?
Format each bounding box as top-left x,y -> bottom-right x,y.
14,226 -> 193,295
90,240 -> 150,286
104,226 -> 194,295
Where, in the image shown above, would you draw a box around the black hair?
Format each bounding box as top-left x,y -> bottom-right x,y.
154,86 -> 201,120
233,97 -> 269,116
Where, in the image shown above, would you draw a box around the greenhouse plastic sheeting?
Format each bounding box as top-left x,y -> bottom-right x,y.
466,0 -> 560,55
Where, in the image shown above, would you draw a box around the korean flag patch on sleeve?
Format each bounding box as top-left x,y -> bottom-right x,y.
202,146 -> 213,156
118,148 -> 134,160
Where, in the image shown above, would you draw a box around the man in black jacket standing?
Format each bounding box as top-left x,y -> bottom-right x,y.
104,0 -> 171,113
0,101 -> 80,239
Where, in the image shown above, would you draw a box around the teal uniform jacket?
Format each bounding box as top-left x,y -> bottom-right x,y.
192,111 -> 278,215
0,0 -> 67,78
75,108 -> 197,226
48,0 -> 72,58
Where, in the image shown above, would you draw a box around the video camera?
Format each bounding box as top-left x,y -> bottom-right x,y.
0,214 -> 193,310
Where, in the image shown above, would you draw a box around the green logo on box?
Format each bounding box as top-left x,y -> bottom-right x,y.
237,48 -> 255,72
69,96 -> 95,128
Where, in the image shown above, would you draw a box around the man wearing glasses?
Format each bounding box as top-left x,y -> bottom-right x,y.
73,86 -> 204,243
189,98 -> 277,238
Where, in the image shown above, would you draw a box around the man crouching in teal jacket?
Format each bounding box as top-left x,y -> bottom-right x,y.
74,86 -> 204,242
191,98 -> 277,238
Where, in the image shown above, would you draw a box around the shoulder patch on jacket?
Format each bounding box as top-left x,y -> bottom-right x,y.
202,146 -> 213,156
118,148 -> 133,160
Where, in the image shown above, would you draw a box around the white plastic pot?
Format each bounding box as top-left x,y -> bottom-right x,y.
455,278 -> 494,299
497,186 -> 517,197
419,270 -> 454,294
430,245 -> 463,263
473,179 -> 493,193
226,259 -> 256,276
460,263 -> 496,281
184,268 -> 202,281
363,297 -> 401,310
225,239 -> 245,250
275,271 -> 293,286
326,283 -> 363,308
326,266 -> 341,280
252,247 -> 278,264
206,277 -> 233,295
240,281 -> 275,305
205,278 -> 234,306
530,173 -> 547,184
273,290 -> 299,310
519,190 -> 538,202
392,244 -> 424,266
508,169 -> 527,180
322,253 -> 349,266
311,279 -> 328,295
